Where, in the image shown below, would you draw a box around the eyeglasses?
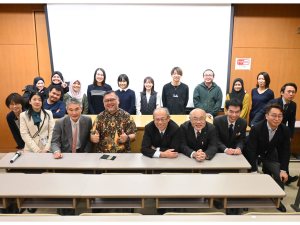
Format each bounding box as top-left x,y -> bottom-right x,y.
268,114 -> 283,119
203,74 -> 213,77
154,118 -> 168,122
191,117 -> 206,122
104,98 -> 117,103
286,90 -> 296,94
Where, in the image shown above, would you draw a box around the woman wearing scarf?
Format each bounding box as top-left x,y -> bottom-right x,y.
64,79 -> 89,114
225,78 -> 250,120
20,92 -> 54,153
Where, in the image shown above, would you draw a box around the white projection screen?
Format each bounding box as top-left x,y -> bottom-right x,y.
46,3 -> 232,108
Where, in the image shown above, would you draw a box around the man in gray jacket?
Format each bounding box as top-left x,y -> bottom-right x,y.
193,69 -> 223,117
51,98 -> 93,159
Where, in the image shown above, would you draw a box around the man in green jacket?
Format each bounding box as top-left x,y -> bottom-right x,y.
193,69 -> 223,117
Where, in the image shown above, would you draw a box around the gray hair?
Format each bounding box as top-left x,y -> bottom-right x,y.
153,107 -> 170,117
66,98 -> 82,108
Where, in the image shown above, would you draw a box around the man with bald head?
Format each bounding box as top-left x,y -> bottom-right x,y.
179,108 -> 217,161
141,107 -> 180,158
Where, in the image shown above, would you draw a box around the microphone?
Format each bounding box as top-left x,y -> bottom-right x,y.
10,151 -> 22,163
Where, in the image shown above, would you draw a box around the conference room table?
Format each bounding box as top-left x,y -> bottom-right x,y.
0,173 -> 285,211
0,153 -> 251,173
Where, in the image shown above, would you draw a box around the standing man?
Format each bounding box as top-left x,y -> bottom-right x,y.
213,99 -> 247,155
44,85 -> 66,118
251,82 -> 298,184
180,108 -> 217,161
51,98 -> 93,159
162,66 -> 189,115
246,103 -> 290,212
193,69 -> 223,118
90,91 -> 137,153
141,107 -> 180,158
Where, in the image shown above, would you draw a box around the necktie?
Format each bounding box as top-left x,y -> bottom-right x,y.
196,131 -> 201,141
283,104 -> 288,112
228,124 -> 233,139
160,132 -> 164,139
72,124 -> 78,153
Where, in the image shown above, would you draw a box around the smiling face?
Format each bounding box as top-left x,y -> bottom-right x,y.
233,81 -> 242,92
52,74 -> 62,84
203,70 -> 214,84
144,79 -> 153,92
103,92 -> 119,114
48,88 -> 62,104
9,101 -> 22,115
266,107 -> 283,129
118,80 -> 128,90
29,94 -> 42,112
95,70 -> 104,85
153,108 -> 170,132
36,80 -> 45,91
189,108 -> 206,131
72,80 -> 81,93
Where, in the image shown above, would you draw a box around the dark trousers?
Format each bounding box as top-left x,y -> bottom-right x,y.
262,160 -> 284,190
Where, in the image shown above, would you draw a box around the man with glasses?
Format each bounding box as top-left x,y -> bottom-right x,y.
179,108 -> 217,161
90,91 -> 137,153
213,99 -> 247,155
193,69 -> 223,118
141,107 -> 180,158
251,83 -> 298,185
246,103 -> 290,212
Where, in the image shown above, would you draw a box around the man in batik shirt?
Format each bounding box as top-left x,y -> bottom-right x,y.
90,90 -> 137,152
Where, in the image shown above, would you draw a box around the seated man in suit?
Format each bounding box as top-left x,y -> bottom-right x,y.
141,107 -> 180,158
245,103 -> 290,212
180,108 -> 217,161
51,98 -> 93,159
213,99 -> 247,155
251,82 -> 298,185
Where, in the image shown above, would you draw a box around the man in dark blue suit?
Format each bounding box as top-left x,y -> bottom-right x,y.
246,103 -> 291,212
251,83 -> 298,185
141,107 -> 180,158
213,99 -> 247,155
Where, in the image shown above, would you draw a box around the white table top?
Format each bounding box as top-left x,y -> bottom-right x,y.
0,153 -> 251,172
0,173 -> 285,198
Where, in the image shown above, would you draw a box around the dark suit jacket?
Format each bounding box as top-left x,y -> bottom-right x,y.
213,115 -> 247,153
179,121 -> 217,160
6,111 -> 25,149
141,119 -> 180,158
51,115 -> 93,153
251,97 -> 296,137
246,120 -> 290,172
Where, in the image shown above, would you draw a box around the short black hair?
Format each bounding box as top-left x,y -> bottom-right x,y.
265,103 -> 283,114
5,93 -> 24,108
280,82 -> 297,93
225,98 -> 243,111
117,74 -> 129,87
48,84 -> 63,94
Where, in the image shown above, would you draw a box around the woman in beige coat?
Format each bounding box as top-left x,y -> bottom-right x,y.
20,91 -> 54,153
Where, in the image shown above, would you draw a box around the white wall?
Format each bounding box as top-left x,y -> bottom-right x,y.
46,3 -> 232,107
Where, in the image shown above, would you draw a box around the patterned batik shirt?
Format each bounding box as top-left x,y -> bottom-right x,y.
93,108 -> 137,153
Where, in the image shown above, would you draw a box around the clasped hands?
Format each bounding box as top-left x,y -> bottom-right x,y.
193,149 -> 207,162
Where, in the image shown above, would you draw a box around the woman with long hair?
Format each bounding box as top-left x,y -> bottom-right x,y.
20,92 -> 54,153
